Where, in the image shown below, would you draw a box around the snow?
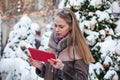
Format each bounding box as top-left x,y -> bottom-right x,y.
90,0 -> 102,8
39,31 -> 52,50
109,28 -> 114,35
115,42 -> 120,56
65,0 -> 85,9
93,37 -> 117,59
104,68 -> 119,80
111,1 -> 120,13
74,11 -> 80,21
18,15 -> 32,29
44,22 -> 54,32
103,56 -> 113,66
0,15 -> 43,80
31,23 -> 40,35
89,62 -> 104,80
0,58 -> 43,80
79,17 -> 97,31
99,30 -> 106,37
85,30 -> 99,46
95,10 -> 110,21
115,19 -> 120,33
58,0 -> 65,9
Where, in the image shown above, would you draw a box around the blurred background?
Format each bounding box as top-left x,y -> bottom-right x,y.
0,0 -> 120,80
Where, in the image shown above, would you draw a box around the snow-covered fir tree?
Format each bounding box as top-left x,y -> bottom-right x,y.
38,22 -> 54,51
0,15 -> 43,80
59,0 -> 120,80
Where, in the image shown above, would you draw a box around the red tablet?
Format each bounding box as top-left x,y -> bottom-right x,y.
28,48 -> 56,64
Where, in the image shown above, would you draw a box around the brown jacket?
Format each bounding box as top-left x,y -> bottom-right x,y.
36,33 -> 89,80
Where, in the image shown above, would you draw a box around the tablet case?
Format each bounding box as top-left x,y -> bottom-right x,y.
28,48 -> 56,64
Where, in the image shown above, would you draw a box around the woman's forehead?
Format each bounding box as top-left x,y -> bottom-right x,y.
54,16 -> 68,24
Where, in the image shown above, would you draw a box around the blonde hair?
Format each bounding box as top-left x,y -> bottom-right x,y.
56,8 -> 95,64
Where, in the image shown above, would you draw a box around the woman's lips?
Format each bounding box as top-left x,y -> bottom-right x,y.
56,33 -> 60,36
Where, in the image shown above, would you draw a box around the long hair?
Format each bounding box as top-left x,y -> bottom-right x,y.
56,8 -> 95,64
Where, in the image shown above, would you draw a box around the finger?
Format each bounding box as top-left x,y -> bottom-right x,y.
49,58 -> 57,64
27,52 -> 32,58
48,59 -> 54,64
28,57 -> 33,62
48,59 -> 56,65
50,58 -> 57,62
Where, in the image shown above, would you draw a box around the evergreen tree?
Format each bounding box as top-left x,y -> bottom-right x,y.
60,0 -> 120,79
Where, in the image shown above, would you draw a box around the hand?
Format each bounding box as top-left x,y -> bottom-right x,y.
27,52 -> 42,69
48,58 -> 64,70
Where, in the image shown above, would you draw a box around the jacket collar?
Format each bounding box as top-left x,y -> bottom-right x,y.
48,33 -> 67,52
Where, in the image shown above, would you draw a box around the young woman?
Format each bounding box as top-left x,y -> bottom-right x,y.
28,8 -> 95,80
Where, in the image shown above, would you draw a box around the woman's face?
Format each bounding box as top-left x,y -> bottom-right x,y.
54,16 -> 71,39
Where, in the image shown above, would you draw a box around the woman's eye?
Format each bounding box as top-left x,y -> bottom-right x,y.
59,25 -> 64,28
54,24 -> 57,27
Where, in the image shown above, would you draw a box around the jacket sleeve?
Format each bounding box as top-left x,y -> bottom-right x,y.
35,63 -> 46,78
60,59 -> 89,80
